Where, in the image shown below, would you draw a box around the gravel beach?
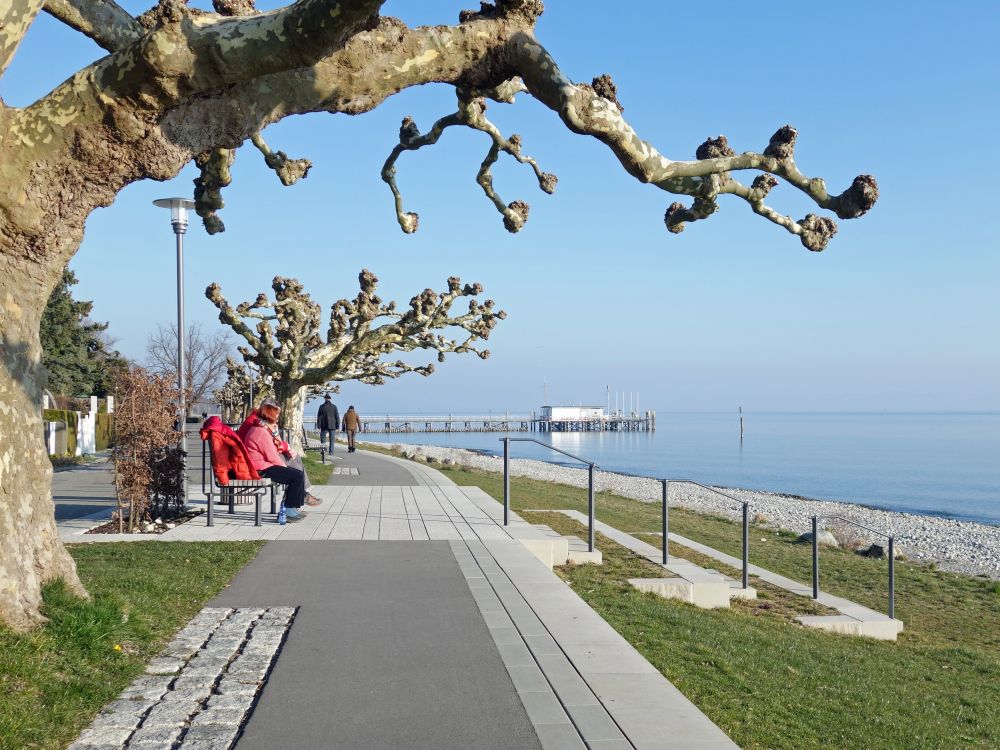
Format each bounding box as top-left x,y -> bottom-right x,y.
367,440 -> 1000,579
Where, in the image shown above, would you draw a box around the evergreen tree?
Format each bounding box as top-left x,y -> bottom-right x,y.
40,269 -> 121,397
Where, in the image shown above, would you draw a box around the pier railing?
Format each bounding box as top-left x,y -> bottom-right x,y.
501,437 -> 596,552
811,515 -> 895,619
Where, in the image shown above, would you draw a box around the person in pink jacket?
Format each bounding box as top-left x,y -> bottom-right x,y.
238,398 -> 307,521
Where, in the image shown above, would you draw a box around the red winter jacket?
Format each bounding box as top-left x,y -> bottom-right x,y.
200,417 -> 261,485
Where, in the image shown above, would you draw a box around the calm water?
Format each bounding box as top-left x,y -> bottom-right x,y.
358,413 -> 1000,526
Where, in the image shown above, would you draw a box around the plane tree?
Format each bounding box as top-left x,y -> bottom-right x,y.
207,270 -> 503,447
0,0 -> 877,630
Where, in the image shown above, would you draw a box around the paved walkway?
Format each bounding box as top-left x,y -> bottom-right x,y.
62,448 -> 738,750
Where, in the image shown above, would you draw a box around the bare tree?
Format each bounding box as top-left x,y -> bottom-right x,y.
145,322 -> 231,414
207,270 -> 504,449
214,357 -> 272,423
0,0 -> 877,630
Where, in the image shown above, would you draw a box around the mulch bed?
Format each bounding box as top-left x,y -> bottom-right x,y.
86,510 -> 202,535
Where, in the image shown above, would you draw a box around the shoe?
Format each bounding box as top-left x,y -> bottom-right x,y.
284,512 -> 303,523
285,507 -> 305,520
305,494 -> 323,506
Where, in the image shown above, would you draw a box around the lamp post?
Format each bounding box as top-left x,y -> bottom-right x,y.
153,197 -> 196,507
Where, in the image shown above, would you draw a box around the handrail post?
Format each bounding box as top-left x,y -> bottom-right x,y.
811,515 -> 819,599
502,437 -> 510,526
587,463 -> 595,552
742,502 -> 749,590
888,536 -> 895,619
661,479 -> 669,564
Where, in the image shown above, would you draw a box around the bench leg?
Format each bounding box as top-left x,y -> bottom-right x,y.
270,485 -> 276,515
207,487 -> 214,527
321,449 -> 326,464
255,490 -> 261,526
229,487 -> 235,515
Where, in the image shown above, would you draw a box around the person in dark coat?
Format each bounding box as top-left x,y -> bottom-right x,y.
316,394 -> 340,454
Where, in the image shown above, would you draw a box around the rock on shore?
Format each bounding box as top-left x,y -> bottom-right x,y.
369,440 -> 1000,579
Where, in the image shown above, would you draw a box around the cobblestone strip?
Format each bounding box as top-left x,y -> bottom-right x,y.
68,606 -> 295,750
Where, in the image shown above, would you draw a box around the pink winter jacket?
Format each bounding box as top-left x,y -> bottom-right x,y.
237,414 -> 286,472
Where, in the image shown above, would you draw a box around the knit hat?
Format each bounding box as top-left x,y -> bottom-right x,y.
260,397 -> 281,410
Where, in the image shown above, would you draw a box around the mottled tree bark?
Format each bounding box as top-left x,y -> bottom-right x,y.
0,0 -> 876,630
1,255 -> 87,631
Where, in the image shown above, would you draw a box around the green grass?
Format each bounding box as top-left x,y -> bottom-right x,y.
0,541 -> 262,750
386,450 -> 1000,748
301,450 -> 332,485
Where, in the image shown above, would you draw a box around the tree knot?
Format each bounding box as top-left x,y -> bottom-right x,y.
590,74 -> 623,112
696,135 -> 735,160
799,214 -> 838,252
833,174 -> 879,219
764,125 -> 798,160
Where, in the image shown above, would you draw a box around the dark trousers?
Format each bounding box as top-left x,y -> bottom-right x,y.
261,465 -> 306,509
346,429 -> 357,451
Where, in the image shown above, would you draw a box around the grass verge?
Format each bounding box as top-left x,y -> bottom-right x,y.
374,447 -> 1000,748
301,450 -> 332,485
0,541 -> 263,750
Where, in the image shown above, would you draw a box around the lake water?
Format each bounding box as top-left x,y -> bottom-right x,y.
356,412 -> 1000,526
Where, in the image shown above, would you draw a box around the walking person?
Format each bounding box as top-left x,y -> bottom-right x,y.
238,398 -> 309,521
316,394 -> 340,455
342,405 -> 361,453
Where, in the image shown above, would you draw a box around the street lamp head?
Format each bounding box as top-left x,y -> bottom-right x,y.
153,197 -> 196,233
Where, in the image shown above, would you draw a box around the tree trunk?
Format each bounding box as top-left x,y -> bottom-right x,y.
275,384 -> 306,454
0,260 -> 88,632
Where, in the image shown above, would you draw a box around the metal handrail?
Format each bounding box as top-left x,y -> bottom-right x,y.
810,514 -> 895,619
500,437 -> 597,552
663,479 -> 751,590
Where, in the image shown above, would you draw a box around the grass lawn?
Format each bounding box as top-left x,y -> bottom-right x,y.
0,541 -> 262,750
376,448 -> 1000,748
301,449 -> 332,485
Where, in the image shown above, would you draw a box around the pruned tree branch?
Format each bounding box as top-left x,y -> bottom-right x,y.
1,0 -> 45,77
381,91 -> 555,234
43,0 -> 142,53
205,269 -> 504,447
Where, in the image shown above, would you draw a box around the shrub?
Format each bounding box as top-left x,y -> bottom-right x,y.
111,366 -> 183,532
95,412 -> 114,450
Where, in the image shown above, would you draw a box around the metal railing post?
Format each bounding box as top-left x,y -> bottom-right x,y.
502,437 -> 510,526
811,515 -> 819,599
742,502 -> 749,590
587,463 -> 595,552
661,479 -> 669,564
888,536 -> 895,619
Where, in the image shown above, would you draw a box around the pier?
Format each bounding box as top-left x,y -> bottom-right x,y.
304,411 -> 655,434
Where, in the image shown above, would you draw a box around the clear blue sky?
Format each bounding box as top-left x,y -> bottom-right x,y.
4,1 -> 998,413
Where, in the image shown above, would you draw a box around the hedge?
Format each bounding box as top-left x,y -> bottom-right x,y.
95,412 -> 114,450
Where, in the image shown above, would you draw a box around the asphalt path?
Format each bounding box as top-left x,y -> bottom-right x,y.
211,541 -> 542,750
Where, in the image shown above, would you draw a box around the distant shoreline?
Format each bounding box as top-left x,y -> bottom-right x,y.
362,438 -> 1000,580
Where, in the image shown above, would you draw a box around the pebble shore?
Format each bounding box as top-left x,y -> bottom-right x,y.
368,440 -> 1000,579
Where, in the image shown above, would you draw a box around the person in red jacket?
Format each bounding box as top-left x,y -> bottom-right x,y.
238,399 -> 308,521
200,416 -> 260,485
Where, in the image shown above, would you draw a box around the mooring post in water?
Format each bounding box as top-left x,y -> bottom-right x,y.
661,479 -> 669,564
502,437 -> 510,526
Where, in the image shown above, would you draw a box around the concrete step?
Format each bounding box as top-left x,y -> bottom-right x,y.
562,535 -> 602,565
728,580 -> 758,600
796,614 -> 904,641
628,577 -> 733,609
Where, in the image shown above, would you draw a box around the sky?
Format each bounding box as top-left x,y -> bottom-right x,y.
3,1 -> 999,414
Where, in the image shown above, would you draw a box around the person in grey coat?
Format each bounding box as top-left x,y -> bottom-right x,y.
316,394 -> 340,454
